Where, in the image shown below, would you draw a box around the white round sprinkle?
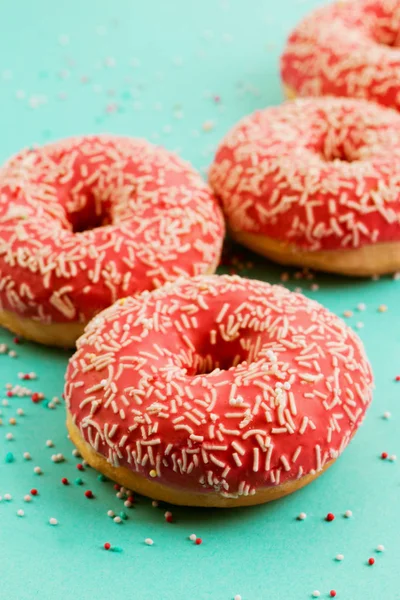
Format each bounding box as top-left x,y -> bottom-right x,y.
24,495 -> 32,502
107,510 -> 115,517
144,538 -> 154,545
2,399 -> 9,407
124,500 -> 132,508
164,511 -> 172,519
383,412 -> 391,419
344,510 -> 353,518
49,518 -> 58,526
336,554 -> 344,561
82,460 -> 88,467
390,454 -> 397,461
312,592 -> 321,598
189,534 -> 197,541
34,466 -> 42,474
17,408 -> 24,416
6,433 -> 14,440
72,449 -> 80,457
17,509 -> 24,517
151,500 -> 158,507
357,303 -> 366,311
113,516 -> 122,524
355,321 -> 364,329
297,512 -> 307,520
234,595 -> 242,600
377,544 -> 385,552
46,440 -> 54,447
116,491 -> 124,499
23,452 -> 31,460
4,493 -> 12,501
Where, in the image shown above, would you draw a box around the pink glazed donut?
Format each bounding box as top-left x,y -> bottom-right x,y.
0,135 -> 225,346
209,97 -> 400,276
281,0 -> 400,109
65,275 -> 373,507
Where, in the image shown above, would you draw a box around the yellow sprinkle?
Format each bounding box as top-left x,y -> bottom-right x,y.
378,304 -> 388,313
9,418 -> 16,425
149,469 -> 157,478
119,298 -> 126,305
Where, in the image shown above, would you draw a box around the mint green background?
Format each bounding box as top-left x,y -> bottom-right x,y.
0,1 -> 399,598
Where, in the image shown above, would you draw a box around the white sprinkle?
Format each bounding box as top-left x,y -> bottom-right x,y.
4,493 -> 12,501
124,500 -> 132,508
72,449 -> 80,457
23,452 -> 31,460
34,466 -> 42,474
189,534 -> 197,541
113,516 -> 122,524
49,518 -> 58,525
376,544 -> 385,552
297,512 -> 307,520
357,303 -> 366,311
312,592 -> 320,598
336,554 -> 344,561
344,510 -> 352,518
17,509 -> 24,517
6,433 -> 14,440
355,322 -> 364,329
383,412 -> 391,419
389,454 -> 397,461
46,440 -> 54,447
151,500 -> 159,507
144,538 -> 154,545
17,408 -> 24,416
24,495 -> 32,502
2,399 -> 9,407
107,510 -> 115,517
234,595 -> 242,600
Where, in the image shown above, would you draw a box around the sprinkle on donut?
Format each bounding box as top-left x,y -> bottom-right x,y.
209,97 -> 400,256
65,274 -> 373,505
281,0 -> 400,110
0,135 -> 224,335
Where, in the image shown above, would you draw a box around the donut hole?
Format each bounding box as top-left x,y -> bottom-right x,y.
66,194 -> 113,233
189,335 -> 254,375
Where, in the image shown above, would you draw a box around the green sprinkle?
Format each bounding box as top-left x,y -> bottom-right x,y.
97,474 -> 107,482
111,546 -> 123,553
119,511 -> 128,520
5,452 -> 14,463
75,477 -> 84,485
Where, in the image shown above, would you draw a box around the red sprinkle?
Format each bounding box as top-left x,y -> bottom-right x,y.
30,489 -> 38,496
330,591 -> 337,598
326,513 -> 335,522
165,514 -> 173,523
61,477 -> 69,485
13,337 -> 20,344
76,463 -> 84,471
369,558 -> 375,565
23,374 -> 31,380
31,393 -> 40,403
381,452 -> 388,459
127,495 -> 135,503
104,542 -> 111,550
114,484 -> 120,491
85,490 -> 94,499
6,391 -> 13,397
195,538 -> 202,545
395,376 -> 400,381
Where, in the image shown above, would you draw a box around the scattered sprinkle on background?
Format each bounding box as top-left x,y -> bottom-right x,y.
0,0 -> 399,599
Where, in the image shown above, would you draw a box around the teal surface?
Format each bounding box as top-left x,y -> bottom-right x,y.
0,1 -> 399,599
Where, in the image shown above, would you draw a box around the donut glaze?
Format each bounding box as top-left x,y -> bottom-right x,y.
0,135 -> 224,327
209,97 -> 400,253
281,0 -> 400,110
65,275 -> 373,504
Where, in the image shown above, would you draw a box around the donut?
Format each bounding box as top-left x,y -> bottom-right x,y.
280,0 -> 400,109
65,274 -> 373,508
0,135 -> 225,347
208,97 -> 400,276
